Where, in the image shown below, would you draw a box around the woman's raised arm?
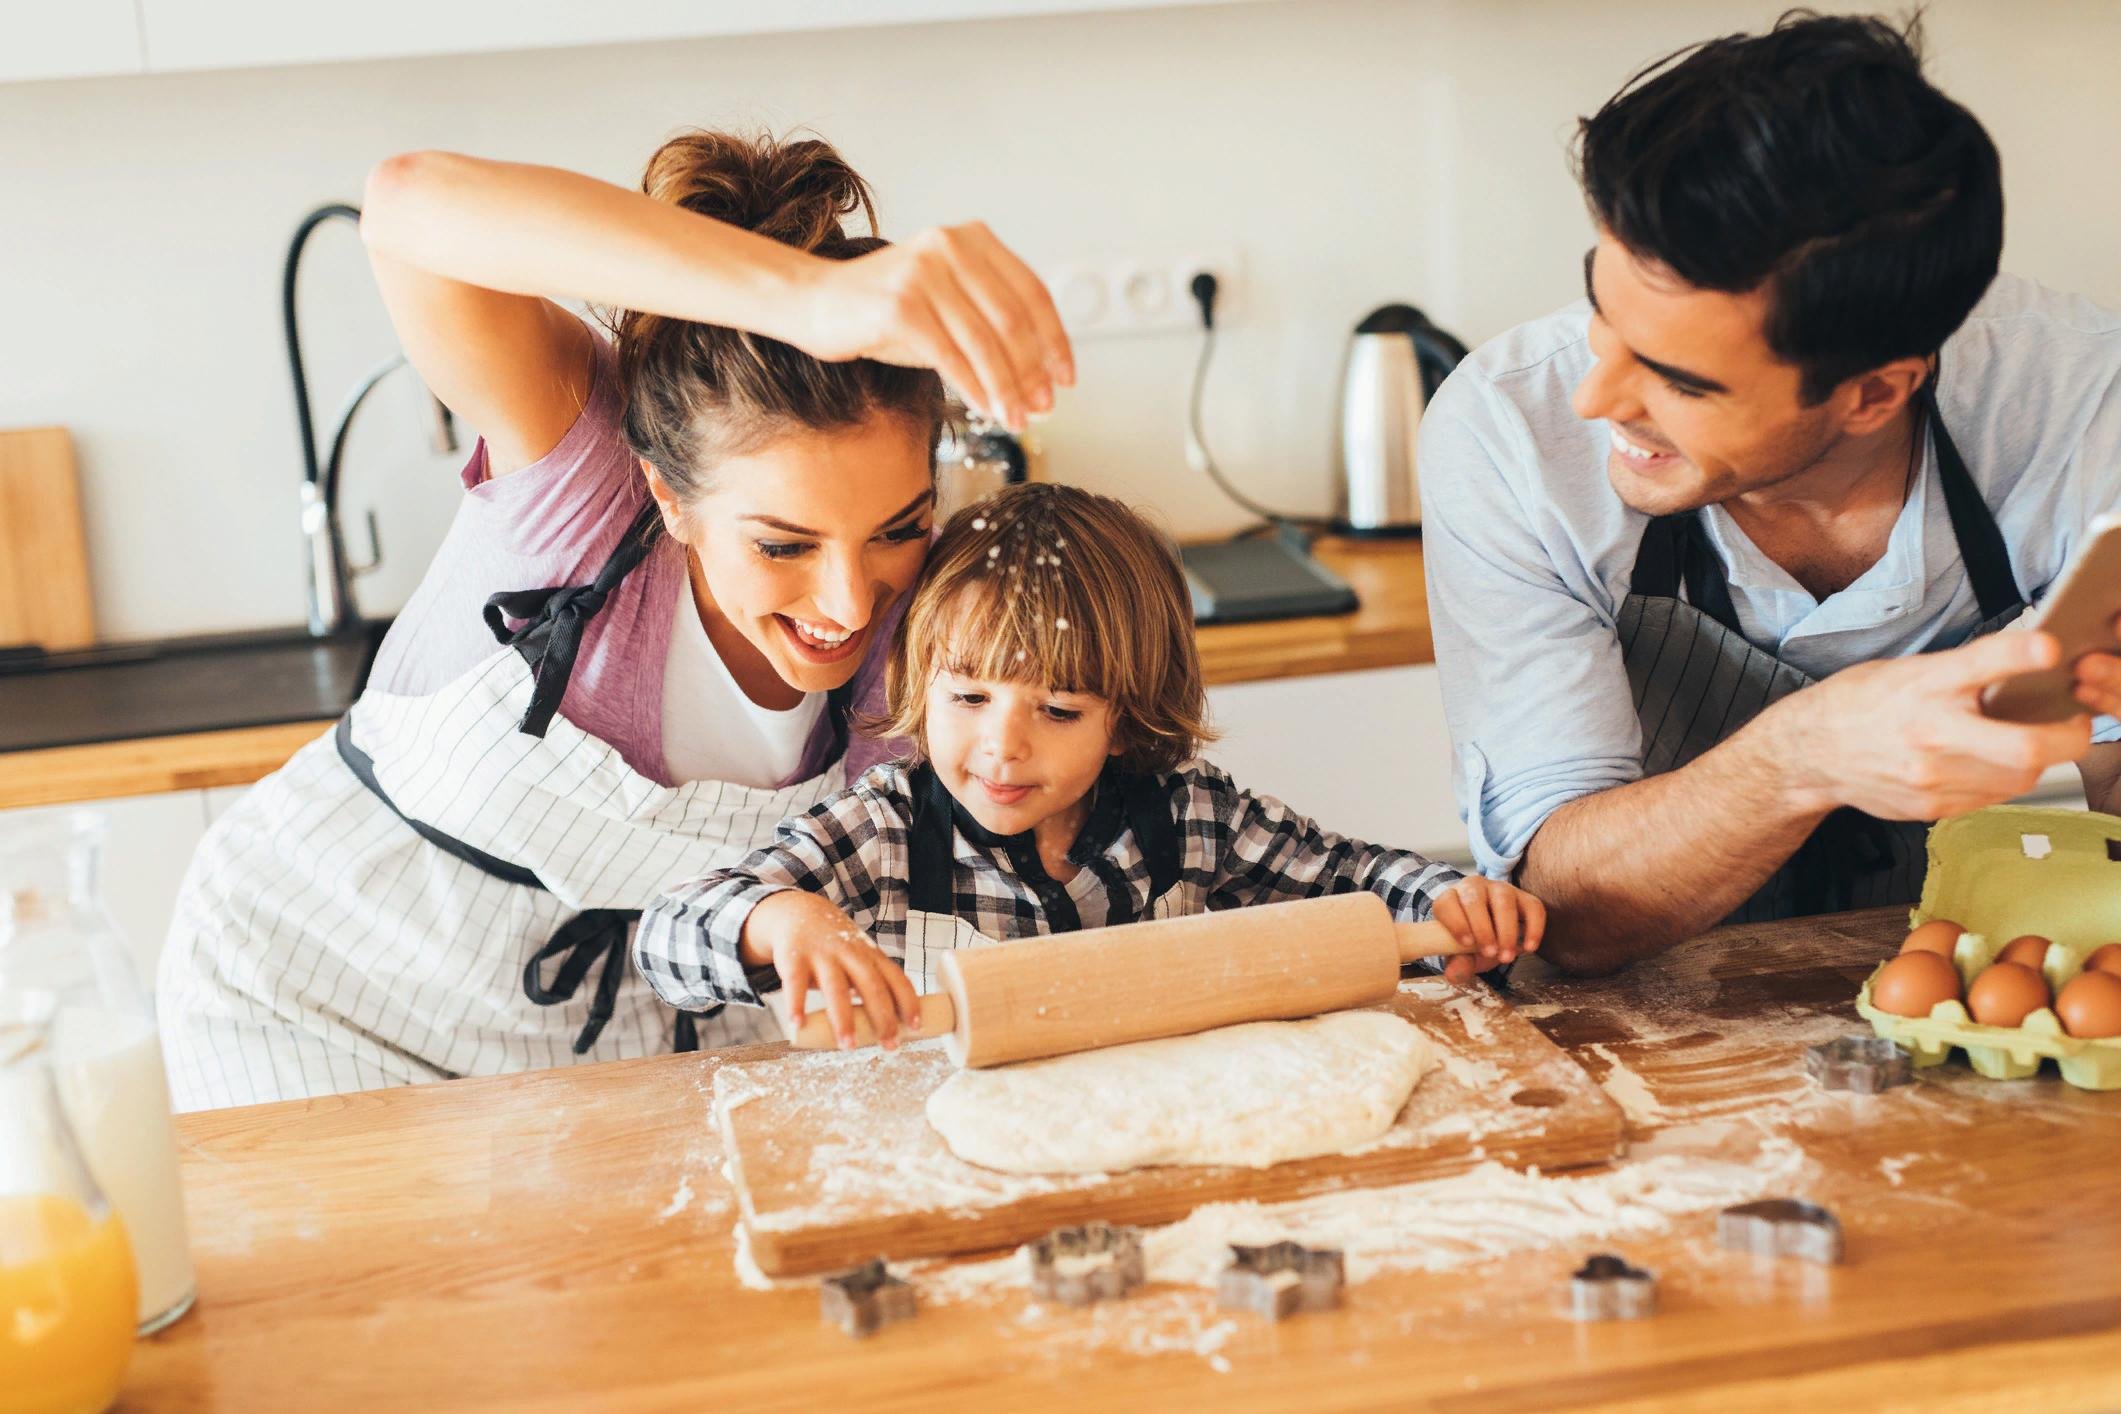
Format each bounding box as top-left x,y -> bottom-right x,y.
359,150 -> 1070,478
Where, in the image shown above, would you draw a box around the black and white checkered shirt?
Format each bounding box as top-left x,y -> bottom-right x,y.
634,757 -> 1463,1012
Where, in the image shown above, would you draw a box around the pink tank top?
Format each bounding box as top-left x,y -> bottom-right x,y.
364,330 -> 902,787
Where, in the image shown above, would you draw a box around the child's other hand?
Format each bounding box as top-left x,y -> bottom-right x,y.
1430,876 -> 1546,986
744,893 -> 921,1050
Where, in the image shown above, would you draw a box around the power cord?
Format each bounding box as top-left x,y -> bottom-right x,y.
1185,273 -> 1324,539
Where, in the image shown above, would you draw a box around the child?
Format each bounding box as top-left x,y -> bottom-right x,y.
634,483 -> 1543,1048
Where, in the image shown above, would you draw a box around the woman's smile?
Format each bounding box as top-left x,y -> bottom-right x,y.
776,613 -> 866,664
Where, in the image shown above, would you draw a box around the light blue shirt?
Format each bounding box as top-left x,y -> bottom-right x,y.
1419,273 -> 2121,880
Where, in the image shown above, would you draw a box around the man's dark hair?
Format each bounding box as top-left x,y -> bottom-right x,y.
1576,10 -> 2002,403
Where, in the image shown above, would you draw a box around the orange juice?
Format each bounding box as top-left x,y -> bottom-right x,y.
0,1195 -> 135,1414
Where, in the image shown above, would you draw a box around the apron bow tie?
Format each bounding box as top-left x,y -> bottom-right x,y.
484,581 -> 616,738
521,908 -> 708,1055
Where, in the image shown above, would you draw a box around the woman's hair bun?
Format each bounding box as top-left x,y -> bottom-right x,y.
640,129 -> 880,259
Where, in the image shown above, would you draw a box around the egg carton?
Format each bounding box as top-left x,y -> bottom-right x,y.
1855,806 -> 2121,1092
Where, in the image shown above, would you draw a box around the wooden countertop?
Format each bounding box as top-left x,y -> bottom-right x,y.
0,537 -> 1431,811
126,908 -> 2121,1410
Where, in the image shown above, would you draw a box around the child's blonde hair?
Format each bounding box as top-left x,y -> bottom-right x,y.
878,483 -> 1214,774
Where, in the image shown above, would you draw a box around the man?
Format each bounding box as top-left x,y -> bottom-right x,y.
1420,13 -> 2121,974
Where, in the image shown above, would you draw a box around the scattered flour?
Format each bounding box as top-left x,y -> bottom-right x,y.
911,1135 -> 1808,1304
1584,1042 -> 1671,1126
1878,1153 -> 1921,1188
1444,993 -> 1495,1043
656,1175 -> 695,1221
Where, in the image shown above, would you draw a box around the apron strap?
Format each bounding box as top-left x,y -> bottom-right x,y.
1923,379 -> 2025,621
482,501 -> 664,738
522,909 -> 639,1054
1119,771 -> 1184,909
1631,512 -> 1741,633
906,764 -> 960,917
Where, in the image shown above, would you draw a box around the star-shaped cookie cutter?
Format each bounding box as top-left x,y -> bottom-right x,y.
1561,1253 -> 1658,1321
1717,1198 -> 1845,1265
819,1257 -> 917,1337
1805,1035 -> 1913,1093
1215,1241 -> 1344,1320
1023,1221 -> 1145,1306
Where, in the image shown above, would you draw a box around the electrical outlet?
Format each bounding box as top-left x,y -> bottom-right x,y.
1039,247 -> 1243,339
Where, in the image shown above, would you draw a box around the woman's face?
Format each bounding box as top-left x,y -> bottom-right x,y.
654,415 -> 935,696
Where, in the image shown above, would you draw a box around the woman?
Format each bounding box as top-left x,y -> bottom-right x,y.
157,131 -> 1071,1110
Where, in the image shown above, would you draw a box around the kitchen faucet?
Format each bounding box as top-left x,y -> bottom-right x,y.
283,202 -> 458,638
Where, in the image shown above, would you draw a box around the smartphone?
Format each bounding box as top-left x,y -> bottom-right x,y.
1980,511 -> 2121,724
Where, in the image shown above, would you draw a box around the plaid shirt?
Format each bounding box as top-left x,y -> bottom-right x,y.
634,757 -> 1463,1013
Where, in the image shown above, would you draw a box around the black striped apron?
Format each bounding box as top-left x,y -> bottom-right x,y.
1617,389 -> 2026,922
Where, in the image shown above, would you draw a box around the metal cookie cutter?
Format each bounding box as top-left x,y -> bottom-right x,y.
1215,1241 -> 1344,1320
1805,1035 -> 1913,1093
1561,1253 -> 1657,1321
819,1258 -> 917,1338
1718,1198 -> 1845,1265
1023,1221 -> 1145,1306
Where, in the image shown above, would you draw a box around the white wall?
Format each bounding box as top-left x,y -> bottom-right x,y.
3,0 -> 2118,644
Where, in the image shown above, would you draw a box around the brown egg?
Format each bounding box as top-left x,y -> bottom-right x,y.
1995,935 -> 2052,970
2083,943 -> 2121,978
1870,951 -> 1963,1018
1966,962 -> 2051,1028
1900,919 -> 1965,956
2055,971 -> 2121,1039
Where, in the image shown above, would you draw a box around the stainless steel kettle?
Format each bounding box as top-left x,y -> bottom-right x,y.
1332,303 -> 1468,535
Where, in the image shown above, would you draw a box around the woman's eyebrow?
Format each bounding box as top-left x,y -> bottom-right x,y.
740,488 -> 936,537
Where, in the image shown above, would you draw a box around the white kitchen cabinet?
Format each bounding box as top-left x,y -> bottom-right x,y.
0,791 -> 208,984
1205,663 -> 1471,868
128,0 -> 1255,77
0,1 -> 143,83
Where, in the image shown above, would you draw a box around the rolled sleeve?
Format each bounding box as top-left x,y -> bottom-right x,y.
1419,367 -> 1647,880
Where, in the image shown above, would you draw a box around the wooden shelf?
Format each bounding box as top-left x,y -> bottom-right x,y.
0,538 -> 1431,810
0,720 -> 332,810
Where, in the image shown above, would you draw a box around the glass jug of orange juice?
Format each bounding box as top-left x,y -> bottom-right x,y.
0,994 -> 138,1414
0,812 -> 194,1334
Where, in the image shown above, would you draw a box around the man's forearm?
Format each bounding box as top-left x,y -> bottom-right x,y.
1518,709 -> 1830,974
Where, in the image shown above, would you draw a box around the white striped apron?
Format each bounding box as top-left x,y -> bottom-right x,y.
157,513 -> 846,1111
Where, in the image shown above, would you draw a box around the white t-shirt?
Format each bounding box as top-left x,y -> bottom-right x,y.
661,588 -> 825,790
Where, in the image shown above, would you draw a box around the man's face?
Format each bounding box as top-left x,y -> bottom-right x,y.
1571,234 -> 1847,515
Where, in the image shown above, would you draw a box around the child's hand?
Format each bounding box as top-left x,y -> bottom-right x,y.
1430,876 -> 1546,985
741,892 -> 921,1050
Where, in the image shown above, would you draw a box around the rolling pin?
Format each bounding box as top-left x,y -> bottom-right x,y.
789,892 -> 1468,1068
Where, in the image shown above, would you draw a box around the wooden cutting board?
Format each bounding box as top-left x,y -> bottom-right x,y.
718,977 -> 1626,1278
0,426 -> 94,651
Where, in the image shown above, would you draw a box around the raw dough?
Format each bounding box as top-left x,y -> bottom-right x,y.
924,1010 -> 1434,1174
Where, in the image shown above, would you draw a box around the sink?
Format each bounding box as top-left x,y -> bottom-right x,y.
0,620 -> 393,754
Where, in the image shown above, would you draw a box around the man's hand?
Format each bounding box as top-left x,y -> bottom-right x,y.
1771,628 -> 2091,821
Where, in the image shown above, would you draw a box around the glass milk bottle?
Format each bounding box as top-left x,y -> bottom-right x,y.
0,994 -> 138,1414
0,813 -> 196,1334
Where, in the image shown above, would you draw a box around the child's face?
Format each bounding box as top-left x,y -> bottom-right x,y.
925,669 -> 1121,838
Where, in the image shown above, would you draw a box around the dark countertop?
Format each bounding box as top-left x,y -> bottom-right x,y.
0,621 -> 390,755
